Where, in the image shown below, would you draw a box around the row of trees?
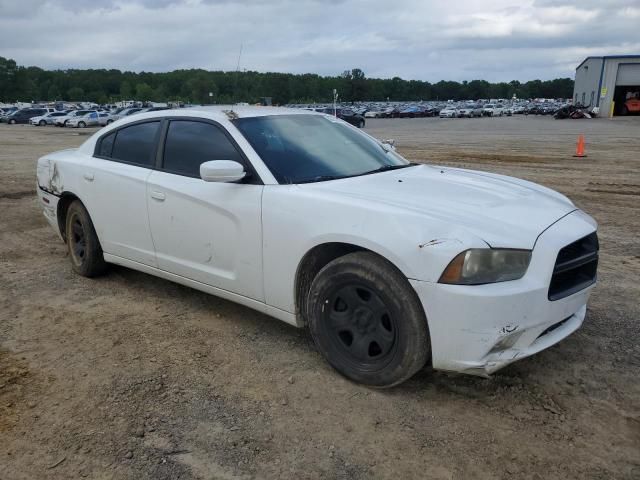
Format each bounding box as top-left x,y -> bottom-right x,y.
0,57 -> 574,105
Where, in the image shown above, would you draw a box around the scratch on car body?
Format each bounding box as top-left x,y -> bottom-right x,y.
204,242 -> 213,263
500,325 -> 519,334
418,238 -> 462,249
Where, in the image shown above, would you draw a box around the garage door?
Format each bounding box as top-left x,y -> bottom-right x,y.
616,64 -> 640,86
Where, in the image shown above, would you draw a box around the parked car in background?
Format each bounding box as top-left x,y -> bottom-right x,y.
36,106 -> 599,387
66,111 -> 100,128
621,97 -> 640,115
55,110 -> 94,127
110,107 -> 144,122
318,108 -> 365,128
439,106 -> 458,118
0,107 -> 18,118
98,112 -> 114,126
30,111 -> 69,126
457,104 -> 483,118
364,109 -> 384,118
398,106 -> 422,118
1,107 -> 52,124
482,104 -> 504,117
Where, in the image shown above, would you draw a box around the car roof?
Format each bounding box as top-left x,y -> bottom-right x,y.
161,105 -> 322,120
101,106 -> 324,127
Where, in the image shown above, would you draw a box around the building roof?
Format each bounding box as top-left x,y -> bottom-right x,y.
576,55 -> 640,70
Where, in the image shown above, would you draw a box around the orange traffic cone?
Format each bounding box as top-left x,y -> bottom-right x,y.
573,134 -> 587,157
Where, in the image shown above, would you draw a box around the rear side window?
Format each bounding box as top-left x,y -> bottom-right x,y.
111,121 -> 160,166
98,131 -> 115,157
162,120 -> 243,177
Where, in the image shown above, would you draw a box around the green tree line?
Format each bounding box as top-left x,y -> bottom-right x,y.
0,57 -> 574,105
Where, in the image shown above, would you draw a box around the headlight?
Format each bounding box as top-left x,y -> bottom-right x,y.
439,249 -> 531,285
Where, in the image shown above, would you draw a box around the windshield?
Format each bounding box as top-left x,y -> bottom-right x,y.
234,114 -> 409,184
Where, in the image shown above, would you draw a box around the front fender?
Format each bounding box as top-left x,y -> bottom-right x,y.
261,185 -> 486,314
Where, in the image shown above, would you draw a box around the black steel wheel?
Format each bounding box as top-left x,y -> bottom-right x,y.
65,200 -> 107,277
307,251 -> 430,387
321,284 -> 397,368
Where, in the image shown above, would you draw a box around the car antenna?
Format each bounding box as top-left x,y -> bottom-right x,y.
232,43 -> 243,109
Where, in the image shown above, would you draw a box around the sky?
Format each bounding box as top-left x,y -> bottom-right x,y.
1,0 -> 638,82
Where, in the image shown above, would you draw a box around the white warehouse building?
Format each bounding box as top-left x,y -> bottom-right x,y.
573,55 -> 640,117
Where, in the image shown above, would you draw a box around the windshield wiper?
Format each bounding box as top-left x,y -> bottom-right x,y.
292,163 -> 417,184
360,163 -> 417,176
293,174 -> 347,184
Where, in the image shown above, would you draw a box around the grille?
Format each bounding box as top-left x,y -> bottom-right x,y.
548,232 -> 599,301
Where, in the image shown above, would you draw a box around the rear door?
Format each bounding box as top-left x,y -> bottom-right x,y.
80,120 -> 161,266
146,118 -> 264,301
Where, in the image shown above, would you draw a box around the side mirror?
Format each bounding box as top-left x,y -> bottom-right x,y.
200,160 -> 246,183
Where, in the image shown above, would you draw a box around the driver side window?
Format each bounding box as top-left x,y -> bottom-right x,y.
162,120 -> 243,178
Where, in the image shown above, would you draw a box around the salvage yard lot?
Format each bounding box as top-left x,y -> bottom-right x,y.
1,116 -> 639,479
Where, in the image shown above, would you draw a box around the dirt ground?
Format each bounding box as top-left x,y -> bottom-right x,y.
1,116 -> 639,480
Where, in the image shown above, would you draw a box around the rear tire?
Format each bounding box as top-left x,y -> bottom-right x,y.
620,105 -> 628,116
9,119 -> 16,125
307,252 -> 430,387
65,200 -> 107,277
78,121 -> 86,128
358,120 -> 365,128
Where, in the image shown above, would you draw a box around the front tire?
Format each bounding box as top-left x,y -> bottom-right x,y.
9,119 -> 16,125
78,121 -> 86,128
307,252 -> 430,387
65,200 -> 107,277
39,120 -> 46,126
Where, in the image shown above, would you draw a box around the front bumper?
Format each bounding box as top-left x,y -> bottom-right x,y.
410,210 -> 597,375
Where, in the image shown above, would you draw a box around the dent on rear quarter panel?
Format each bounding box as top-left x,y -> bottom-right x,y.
36,158 -> 63,195
49,161 -> 64,194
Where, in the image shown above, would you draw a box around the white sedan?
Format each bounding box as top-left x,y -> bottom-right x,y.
439,107 -> 458,118
30,111 -> 69,126
66,111 -> 114,128
36,106 -> 598,387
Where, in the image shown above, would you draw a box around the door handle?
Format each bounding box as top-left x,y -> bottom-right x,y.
150,190 -> 166,201
83,173 -> 94,182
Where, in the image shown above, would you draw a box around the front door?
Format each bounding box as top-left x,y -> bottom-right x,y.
146,119 -> 264,301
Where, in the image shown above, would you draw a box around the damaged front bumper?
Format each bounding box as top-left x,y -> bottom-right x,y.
410,210 -> 597,376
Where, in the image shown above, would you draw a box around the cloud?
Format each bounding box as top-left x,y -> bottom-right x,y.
0,0 -> 637,81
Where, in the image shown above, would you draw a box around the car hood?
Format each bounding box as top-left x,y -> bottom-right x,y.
305,164 -> 576,249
